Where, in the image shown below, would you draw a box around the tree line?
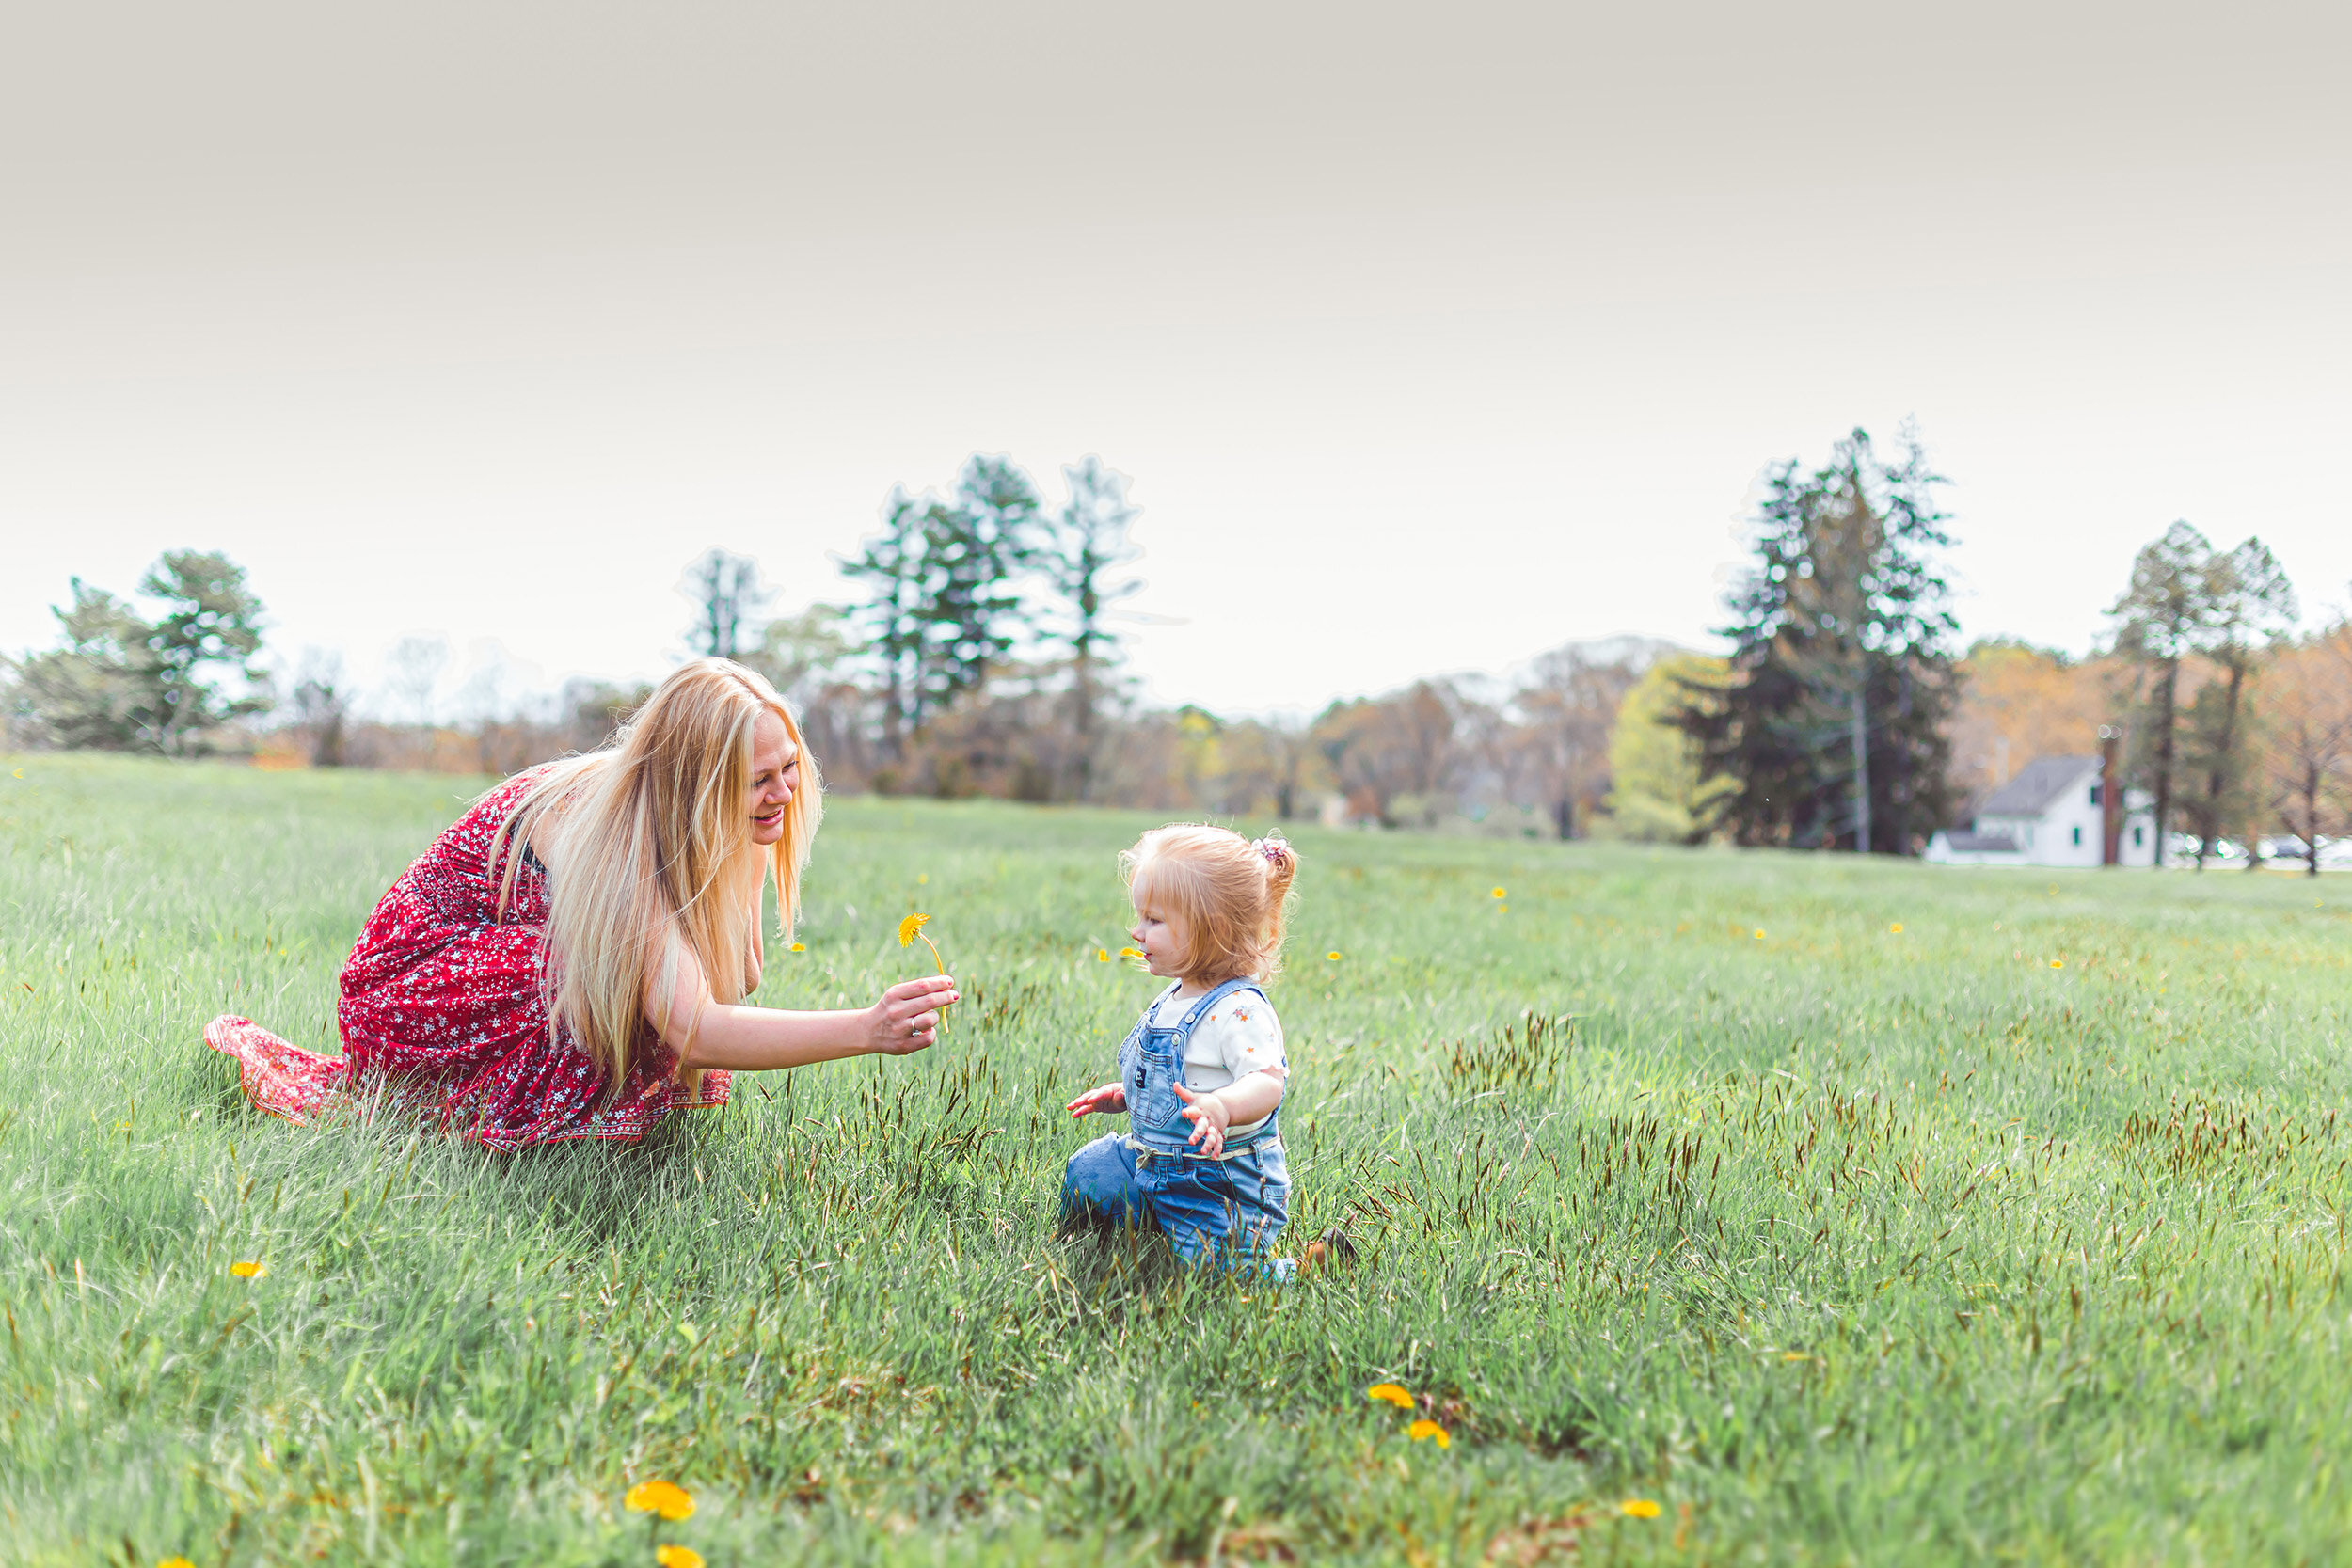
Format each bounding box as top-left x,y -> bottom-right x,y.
8,435 -> 2349,863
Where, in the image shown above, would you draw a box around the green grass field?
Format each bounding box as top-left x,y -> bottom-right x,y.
4,754 -> 2350,1565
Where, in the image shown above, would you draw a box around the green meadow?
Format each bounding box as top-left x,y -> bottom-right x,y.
4,753 -> 2350,1566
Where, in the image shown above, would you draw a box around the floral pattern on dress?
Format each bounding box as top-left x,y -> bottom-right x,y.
205,769 -> 728,1150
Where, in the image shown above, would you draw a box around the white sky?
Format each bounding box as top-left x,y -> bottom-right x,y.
4,1 -> 2347,718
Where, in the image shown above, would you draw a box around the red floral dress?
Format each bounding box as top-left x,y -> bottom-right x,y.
205,770 -> 729,1150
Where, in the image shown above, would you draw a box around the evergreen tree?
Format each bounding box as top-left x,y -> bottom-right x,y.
840,489 -> 930,755
914,455 -> 1042,714
1042,455 -> 1142,800
1678,428 -> 1959,852
682,548 -> 771,659
2106,521 -> 2234,864
12,551 -> 269,754
2174,536 -> 2296,866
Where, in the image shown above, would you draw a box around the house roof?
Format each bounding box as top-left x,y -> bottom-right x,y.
1978,755 -> 2099,817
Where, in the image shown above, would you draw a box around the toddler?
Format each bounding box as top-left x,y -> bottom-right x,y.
1061,823 -> 1300,1274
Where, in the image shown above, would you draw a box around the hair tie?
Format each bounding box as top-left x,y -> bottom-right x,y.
1253,836 -> 1286,865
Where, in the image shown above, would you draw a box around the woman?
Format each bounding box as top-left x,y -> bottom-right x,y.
206,658 -> 956,1150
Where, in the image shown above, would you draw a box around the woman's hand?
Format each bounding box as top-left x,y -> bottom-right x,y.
1066,1081 -> 1128,1118
1173,1082 -> 1232,1157
866,974 -> 958,1056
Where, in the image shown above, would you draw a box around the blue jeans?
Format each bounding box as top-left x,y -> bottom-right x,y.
1059,1132 -> 1293,1277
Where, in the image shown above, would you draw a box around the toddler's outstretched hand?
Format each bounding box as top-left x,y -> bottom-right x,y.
1173,1082 -> 1232,1157
1066,1081 -> 1126,1118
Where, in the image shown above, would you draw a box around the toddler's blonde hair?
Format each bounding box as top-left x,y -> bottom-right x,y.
1122,824 -> 1299,985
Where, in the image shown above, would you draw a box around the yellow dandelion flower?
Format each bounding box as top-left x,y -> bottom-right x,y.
656,1548 -> 705,1568
158,1560 -> 194,1568
2050,958 -> 2064,970
917,873 -> 929,884
1753,928 -> 1765,940
787,942 -> 806,953
1119,947 -> 1143,958
898,913 -> 930,946
1096,948 -> 1110,962
1406,1418 -> 1451,1448
1621,1497 -> 1661,1518
1498,904 -> 1508,914
1889,923 -> 1903,933
1327,950 -> 1343,962
1365,1382 -> 1413,1408
625,1479 -> 695,1521
1491,886 -> 1505,898
230,1260 -> 266,1279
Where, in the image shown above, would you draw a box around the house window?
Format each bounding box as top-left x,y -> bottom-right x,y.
2133,826 -> 2145,847
2073,826 -> 2082,847
2089,784 -> 2102,805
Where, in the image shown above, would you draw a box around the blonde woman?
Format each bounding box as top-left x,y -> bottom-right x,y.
205,658 -> 956,1150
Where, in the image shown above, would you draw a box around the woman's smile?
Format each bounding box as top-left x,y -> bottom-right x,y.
747,711 -> 798,846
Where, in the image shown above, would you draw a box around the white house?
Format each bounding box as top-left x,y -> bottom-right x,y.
1926,754 -> 2158,867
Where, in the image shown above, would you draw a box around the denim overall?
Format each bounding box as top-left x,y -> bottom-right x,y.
1059,978 -> 1292,1274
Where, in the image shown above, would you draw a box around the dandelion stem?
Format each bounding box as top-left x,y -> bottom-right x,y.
917,931 -> 950,1033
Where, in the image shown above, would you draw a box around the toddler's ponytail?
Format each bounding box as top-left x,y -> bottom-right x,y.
1250,835 -> 1299,977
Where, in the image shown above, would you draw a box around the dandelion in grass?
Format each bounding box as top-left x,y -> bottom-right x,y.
787,942 -> 806,953
1366,1382 -> 1413,1408
1492,886 -> 1505,899
1889,923 -> 1903,933
158,1559 -> 192,1568
1327,950 -> 1343,962
1621,1498 -> 1661,1519
1406,1418 -> 1451,1448
230,1260 -> 266,1279
656,1548 -> 704,1568
1119,946 -> 1143,959
626,1480 -> 696,1520
2050,958 -> 2064,969
1754,928 -> 1765,940
898,913 -> 950,1025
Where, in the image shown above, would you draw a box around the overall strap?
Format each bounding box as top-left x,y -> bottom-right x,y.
1138,981 -> 1183,1027
1173,975 -> 1264,1034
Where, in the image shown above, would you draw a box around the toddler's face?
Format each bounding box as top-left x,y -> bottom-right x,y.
1129,895 -> 1189,981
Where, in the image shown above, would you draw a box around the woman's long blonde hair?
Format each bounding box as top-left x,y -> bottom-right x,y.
486,658 -> 821,1098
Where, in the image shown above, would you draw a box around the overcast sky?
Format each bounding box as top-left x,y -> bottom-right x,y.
4,1 -> 2346,717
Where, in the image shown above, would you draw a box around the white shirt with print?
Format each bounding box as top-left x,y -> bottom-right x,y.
1150,985 -> 1286,1140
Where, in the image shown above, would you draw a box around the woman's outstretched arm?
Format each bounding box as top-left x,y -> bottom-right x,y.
654,945 -> 959,1071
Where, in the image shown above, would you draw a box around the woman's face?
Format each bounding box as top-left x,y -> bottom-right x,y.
1128,894 -> 1190,981
747,710 -> 799,847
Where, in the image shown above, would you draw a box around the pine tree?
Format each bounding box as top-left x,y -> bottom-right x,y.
1042,455 -> 1142,800
2106,521 -> 2230,864
914,455 -> 1042,714
840,489 -> 930,756
2181,538 -> 2296,867
1678,428 -> 1959,851
13,551 -> 269,754
682,549 -> 771,659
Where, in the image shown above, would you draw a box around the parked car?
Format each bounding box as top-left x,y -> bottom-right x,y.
2255,835 -> 2349,870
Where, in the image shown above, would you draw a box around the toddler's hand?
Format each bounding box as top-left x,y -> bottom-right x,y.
1173,1082 -> 1231,1157
1066,1081 -> 1127,1117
